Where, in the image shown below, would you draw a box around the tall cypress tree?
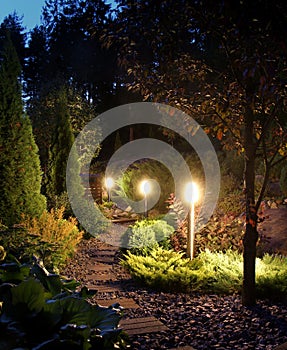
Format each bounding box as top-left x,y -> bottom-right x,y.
46,88 -> 75,201
0,33 -> 46,227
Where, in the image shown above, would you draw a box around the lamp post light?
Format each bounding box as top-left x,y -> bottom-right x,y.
140,180 -> 151,218
184,181 -> 199,259
105,177 -> 114,202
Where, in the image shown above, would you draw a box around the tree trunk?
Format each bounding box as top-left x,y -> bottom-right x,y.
242,105 -> 259,306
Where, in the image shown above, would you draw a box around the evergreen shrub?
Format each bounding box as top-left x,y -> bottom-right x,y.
121,219 -> 174,254
123,247 -> 287,299
0,35 -> 46,226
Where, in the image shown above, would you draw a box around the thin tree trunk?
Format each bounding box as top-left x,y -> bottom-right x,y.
242,105 -> 259,306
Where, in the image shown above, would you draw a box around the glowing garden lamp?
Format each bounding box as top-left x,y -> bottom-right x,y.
105,177 -> 114,202
140,180 -> 151,218
184,181 -> 199,259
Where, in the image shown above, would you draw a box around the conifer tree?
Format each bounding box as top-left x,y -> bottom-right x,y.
46,88 -> 75,201
0,33 -> 46,226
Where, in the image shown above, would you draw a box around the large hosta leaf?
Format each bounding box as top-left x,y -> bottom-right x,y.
11,278 -> 45,315
58,297 -> 92,325
87,304 -> 121,332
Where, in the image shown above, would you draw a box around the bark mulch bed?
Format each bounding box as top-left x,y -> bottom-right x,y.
62,233 -> 287,350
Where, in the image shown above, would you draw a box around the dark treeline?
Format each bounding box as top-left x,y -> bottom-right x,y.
0,1 -> 140,174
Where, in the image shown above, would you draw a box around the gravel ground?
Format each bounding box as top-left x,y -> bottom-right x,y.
63,237 -> 287,350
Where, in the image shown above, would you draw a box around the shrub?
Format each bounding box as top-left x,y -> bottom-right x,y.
217,173 -> 244,216
256,254 -> 287,299
20,207 -> 83,270
122,247 -> 287,299
121,219 -> 174,254
0,227 -> 52,264
122,247 -> 243,294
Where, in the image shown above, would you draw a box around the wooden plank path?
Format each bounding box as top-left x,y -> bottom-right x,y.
82,241 -> 195,349
87,245 -> 170,332
120,316 -> 169,335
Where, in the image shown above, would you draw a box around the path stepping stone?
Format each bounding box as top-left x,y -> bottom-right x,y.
120,316 -> 169,335
95,297 -> 139,309
86,262 -> 113,271
94,255 -> 115,263
86,273 -> 117,281
86,282 -> 126,293
94,249 -> 117,256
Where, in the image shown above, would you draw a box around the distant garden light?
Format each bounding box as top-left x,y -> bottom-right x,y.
140,180 -> 151,218
184,181 -> 199,259
105,176 -> 114,201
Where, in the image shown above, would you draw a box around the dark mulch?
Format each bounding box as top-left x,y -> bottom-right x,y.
63,237 -> 287,350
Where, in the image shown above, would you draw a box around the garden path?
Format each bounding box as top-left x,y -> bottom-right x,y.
63,235 -> 195,350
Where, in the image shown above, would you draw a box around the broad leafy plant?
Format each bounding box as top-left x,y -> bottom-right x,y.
0,256 -> 128,349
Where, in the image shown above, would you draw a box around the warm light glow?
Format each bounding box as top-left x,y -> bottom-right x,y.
140,180 -> 151,195
184,182 -> 199,203
105,177 -> 114,189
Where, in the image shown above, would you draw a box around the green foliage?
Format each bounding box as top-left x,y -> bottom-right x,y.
256,254 -> 287,299
66,144 -> 108,236
217,173 -> 244,216
47,191 -> 73,218
121,219 -> 174,253
20,207 -> 83,271
0,207 -> 83,271
122,247 -> 243,294
0,227 -> 55,265
45,88 -> 75,201
0,34 -> 46,227
0,257 -> 127,349
123,247 -> 287,299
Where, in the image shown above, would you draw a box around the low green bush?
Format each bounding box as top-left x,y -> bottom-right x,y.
122,247 -> 242,294
256,254 -> 287,299
121,219 -> 174,254
122,247 -> 287,299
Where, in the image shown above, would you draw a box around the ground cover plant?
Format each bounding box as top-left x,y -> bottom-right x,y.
122,246 -> 287,299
